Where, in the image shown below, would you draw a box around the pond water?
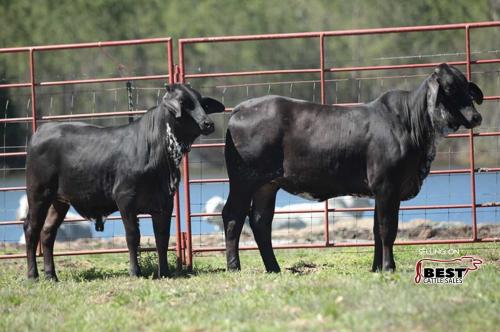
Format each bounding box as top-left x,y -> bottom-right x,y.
0,172 -> 499,243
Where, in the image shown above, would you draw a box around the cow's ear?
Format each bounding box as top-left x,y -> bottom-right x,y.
435,63 -> 449,74
469,82 -> 483,105
427,73 -> 440,116
201,97 -> 225,114
164,97 -> 182,118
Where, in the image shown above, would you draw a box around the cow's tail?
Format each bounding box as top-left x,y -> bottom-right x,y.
224,130 -> 238,176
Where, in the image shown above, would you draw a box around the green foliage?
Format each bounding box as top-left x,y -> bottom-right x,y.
0,245 -> 498,331
0,1 -> 498,167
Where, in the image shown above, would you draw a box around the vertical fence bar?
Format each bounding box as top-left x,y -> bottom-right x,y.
29,48 -> 43,256
319,34 -> 330,246
29,49 -> 38,132
173,193 -> 183,270
168,39 -> 184,270
177,41 -> 194,270
167,39 -> 174,85
465,26 -> 478,241
182,155 -> 193,270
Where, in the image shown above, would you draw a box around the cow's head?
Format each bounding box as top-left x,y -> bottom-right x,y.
161,84 -> 225,140
427,63 -> 483,135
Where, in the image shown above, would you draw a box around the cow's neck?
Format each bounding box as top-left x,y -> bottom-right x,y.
407,80 -> 439,186
139,107 -> 183,194
406,81 -> 435,149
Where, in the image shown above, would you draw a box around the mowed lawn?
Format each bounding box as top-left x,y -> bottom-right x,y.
0,244 -> 498,332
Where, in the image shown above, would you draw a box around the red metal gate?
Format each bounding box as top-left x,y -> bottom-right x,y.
178,21 -> 500,270
1,22 -> 499,270
0,37 -> 185,268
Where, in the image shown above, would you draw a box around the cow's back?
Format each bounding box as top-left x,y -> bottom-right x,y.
26,122 -> 132,218
28,122 -> 110,175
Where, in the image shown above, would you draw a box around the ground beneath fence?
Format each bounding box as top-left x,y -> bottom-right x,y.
1,219 -> 499,255
193,219 -> 500,248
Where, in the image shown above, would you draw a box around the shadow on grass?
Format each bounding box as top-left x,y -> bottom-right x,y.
64,252 -> 227,282
68,266 -> 128,281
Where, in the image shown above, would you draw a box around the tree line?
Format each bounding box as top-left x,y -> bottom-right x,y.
0,0 -> 498,168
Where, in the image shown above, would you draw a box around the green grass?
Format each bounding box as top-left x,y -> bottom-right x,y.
0,244 -> 499,332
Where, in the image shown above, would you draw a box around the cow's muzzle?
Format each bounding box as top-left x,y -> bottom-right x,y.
200,120 -> 215,135
465,112 -> 482,129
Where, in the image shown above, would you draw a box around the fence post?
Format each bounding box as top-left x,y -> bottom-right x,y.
465,26 -> 478,241
166,39 -> 184,271
28,48 -> 43,257
177,41 -> 194,271
319,33 -> 330,246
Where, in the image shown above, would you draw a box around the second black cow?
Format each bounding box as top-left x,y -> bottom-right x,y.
222,63 -> 483,272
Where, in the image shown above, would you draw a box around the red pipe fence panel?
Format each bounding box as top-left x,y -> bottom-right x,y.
178,21 -> 500,269
1,22 -> 500,270
0,37 -> 185,268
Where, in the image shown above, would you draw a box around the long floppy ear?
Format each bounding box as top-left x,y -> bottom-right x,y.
427,73 -> 440,116
164,97 -> 182,118
201,97 -> 225,114
163,85 -> 182,118
469,82 -> 483,105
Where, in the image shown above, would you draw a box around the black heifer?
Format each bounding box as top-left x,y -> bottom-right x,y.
222,63 -> 483,273
24,84 -> 225,280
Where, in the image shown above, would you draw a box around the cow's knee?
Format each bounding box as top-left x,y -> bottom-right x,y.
222,202 -> 240,223
23,221 -> 35,240
40,226 -> 57,246
222,204 -> 246,235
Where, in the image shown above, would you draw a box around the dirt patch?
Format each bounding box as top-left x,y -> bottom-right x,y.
286,262 -> 324,274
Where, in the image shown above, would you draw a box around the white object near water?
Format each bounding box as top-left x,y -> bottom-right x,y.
17,194 -> 92,244
203,195 -> 372,231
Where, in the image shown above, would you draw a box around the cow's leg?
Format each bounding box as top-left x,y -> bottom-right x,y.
24,193 -> 52,280
249,183 -> 280,273
375,195 -> 400,272
222,188 -> 252,271
119,210 -> 141,277
371,207 -> 383,272
151,198 -> 173,278
40,201 -> 69,281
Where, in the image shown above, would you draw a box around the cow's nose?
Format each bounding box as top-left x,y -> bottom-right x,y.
471,113 -> 482,127
203,120 -> 214,131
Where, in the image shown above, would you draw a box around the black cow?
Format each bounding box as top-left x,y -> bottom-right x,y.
24,84 -> 225,280
222,63 -> 483,273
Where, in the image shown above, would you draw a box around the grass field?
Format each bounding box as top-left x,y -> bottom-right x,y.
0,243 -> 498,332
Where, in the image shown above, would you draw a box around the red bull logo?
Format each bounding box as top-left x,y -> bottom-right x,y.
414,256 -> 483,285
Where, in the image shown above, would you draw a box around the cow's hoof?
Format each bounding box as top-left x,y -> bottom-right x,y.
382,265 -> 396,273
45,274 -> 59,282
27,275 -> 39,282
265,266 -> 281,273
27,270 -> 39,280
129,268 -> 142,278
227,265 -> 241,272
